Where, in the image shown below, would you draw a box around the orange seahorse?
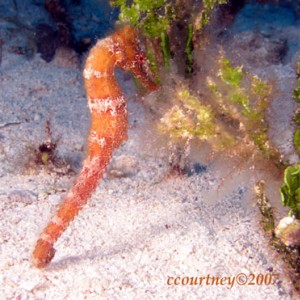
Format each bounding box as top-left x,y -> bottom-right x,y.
32,26 -> 159,268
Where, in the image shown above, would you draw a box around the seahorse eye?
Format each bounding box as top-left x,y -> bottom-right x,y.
135,52 -> 146,64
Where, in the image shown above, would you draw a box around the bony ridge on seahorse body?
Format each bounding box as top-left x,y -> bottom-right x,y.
32,26 -> 159,268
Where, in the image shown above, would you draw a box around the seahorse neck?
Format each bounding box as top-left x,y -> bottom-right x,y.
83,37 -> 122,100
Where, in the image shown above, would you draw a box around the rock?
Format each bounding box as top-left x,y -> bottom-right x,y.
53,46 -> 80,69
34,23 -> 58,62
108,155 -> 139,178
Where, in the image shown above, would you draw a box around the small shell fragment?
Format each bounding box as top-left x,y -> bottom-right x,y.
275,217 -> 300,246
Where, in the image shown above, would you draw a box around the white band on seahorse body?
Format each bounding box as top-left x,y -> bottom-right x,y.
87,96 -> 126,116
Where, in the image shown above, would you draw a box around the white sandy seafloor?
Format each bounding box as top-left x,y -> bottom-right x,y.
0,2 -> 300,300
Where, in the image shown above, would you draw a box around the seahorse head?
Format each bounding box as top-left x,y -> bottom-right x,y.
112,25 -> 160,92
